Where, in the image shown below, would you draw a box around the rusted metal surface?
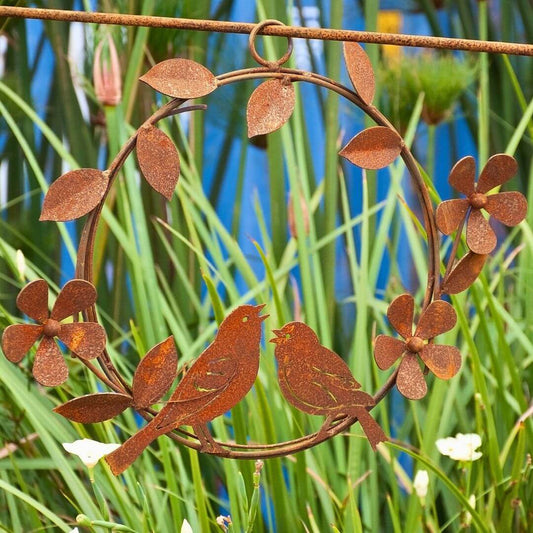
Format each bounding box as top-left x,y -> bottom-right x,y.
54,393 -> 133,423
339,126 -> 403,170
136,125 -> 180,200
248,19 -> 293,67
436,154 -> 527,255
1,279 -> 106,386
246,79 -> 295,137
1,18 -> 529,470
1,6 -> 533,56
139,58 -> 217,99
343,42 -> 375,105
271,322 -> 386,450
374,294 -> 461,400
441,252 -> 488,295
105,304 -> 268,475
54,336 -> 178,422
132,336 -> 178,409
40,169 -> 108,222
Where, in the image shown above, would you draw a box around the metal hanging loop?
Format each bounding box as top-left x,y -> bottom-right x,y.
249,19 -> 293,68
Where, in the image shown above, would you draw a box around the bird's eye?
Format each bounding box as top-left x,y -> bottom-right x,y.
284,333 -> 291,339
242,316 -> 249,323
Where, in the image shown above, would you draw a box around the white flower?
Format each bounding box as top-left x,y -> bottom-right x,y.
69,529 -> 80,533
413,469 -> 429,499
436,433 -> 482,461
62,439 -> 120,468
181,519 -> 193,533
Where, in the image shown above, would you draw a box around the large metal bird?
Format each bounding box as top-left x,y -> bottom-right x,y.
271,322 -> 387,450
106,304 -> 268,475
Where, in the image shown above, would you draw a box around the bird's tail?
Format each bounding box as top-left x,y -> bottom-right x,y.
105,420 -> 161,476
354,407 -> 388,451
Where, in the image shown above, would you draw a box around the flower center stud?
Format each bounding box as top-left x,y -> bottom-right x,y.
43,318 -> 61,337
406,336 -> 425,353
469,192 -> 487,209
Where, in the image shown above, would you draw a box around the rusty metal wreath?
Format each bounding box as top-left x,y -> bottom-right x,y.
1,20 -> 528,476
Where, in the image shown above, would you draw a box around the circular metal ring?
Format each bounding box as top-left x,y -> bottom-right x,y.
249,19 -> 293,68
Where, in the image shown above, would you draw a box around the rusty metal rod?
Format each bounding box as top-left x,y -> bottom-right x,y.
1,6 -> 532,56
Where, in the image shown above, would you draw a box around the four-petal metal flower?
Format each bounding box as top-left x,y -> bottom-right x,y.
374,294 -> 461,400
436,154 -> 527,254
1,279 -> 106,386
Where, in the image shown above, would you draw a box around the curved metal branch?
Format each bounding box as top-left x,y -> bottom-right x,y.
70,65 -> 438,459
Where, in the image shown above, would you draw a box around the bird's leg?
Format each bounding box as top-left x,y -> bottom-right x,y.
193,424 -> 230,457
316,414 -> 337,441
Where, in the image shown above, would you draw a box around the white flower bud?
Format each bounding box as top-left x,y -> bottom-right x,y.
413,469 -> 429,499
180,519 -> 193,533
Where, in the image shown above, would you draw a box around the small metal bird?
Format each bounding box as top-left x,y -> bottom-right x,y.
106,304 -> 268,475
271,322 -> 387,450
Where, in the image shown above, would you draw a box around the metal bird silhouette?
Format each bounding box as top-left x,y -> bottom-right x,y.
106,304 -> 268,475
271,322 -> 387,450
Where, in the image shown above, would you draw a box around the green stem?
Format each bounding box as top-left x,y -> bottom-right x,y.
322,0 -> 343,328
427,124 -> 436,181
478,1 -> 490,166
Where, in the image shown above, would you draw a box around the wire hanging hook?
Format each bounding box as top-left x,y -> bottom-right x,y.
249,19 -> 294,68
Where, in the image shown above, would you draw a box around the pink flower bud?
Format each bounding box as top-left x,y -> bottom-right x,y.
93,35 -> 122,106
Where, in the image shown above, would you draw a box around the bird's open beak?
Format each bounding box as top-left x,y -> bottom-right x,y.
270,329 -> 284,344
254,303 -> 269,322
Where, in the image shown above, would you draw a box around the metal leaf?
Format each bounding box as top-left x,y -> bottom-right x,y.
419,344 -> 461,380
448,156 -> 475,196
477,154 -> 518,194
485,191 -> 528,226
137,126 -> 180,200
246,79 -> 295,138
16,279 -> 49,323
339,126 -> 403,170
32,337 -> 69,387
58,322 -> 106,360
343,42 -> 375,105
387,294 -> 414,339
415,300 -> 457,339
139,58 -> 217,99
133,336 -> 178,409
466,209 -> 497,254
54,393 -> 133,423
51,280 -> 97,321
40,169 -> 108,222
396,353 -> 427,400
2,324 -> 43,363
435,198 -> 469,235
441,252 -> 487,295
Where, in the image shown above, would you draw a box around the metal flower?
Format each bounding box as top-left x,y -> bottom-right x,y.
374,294 -> 461,400
436,154 -> 527,254
1,279 -> 106,387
